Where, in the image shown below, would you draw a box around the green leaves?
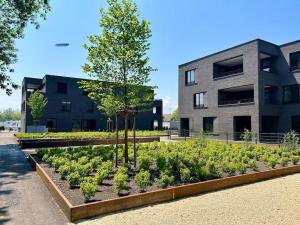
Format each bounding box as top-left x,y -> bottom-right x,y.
27,91 -> 47,120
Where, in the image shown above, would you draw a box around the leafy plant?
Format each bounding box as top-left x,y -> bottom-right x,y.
80,181 -> 97,202
180,167 -> 191,183
58,164 -> 71,179
292,155 -> 300,165
282,131 -> 299,151
280,157 -> 289,167
138,154 -> 151,171
52,157 -> 67,171
113,172 -> 128,195
95,169 -> 110,184
90,156 -> 102,170
135,170 -> 151,192
156,172 -> 174,188
78,156 -> 89,165
67,172 -> 81,188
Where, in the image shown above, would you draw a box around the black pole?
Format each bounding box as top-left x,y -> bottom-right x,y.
115,113 -> 118,168
133,112 -> 136,168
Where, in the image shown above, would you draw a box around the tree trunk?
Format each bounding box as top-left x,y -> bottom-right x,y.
124,111 -> 129,164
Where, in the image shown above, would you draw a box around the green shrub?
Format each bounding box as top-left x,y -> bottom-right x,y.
100,161 -> 113,171
223,162 -> 237,175
37,148 -> 48,158
90,156 -> 102,169
113,172 -> 128,195
135,170 -> 151,192
116,166 -> 128,174
180,167 -> 191,183
80,181 -> 97,202
138,154 -> 151,171
77,163 -> 92,177
66,172 -> 81,188
292,155 -> 300,165
58,164 -> 71,179
95,169 -> 110,184
156,172 -> 174,188
282,131 -> 299,151
196,166 -> 210,180
267,155 -> 279,168
42,153 -> 49,162
78,156 -> 89,165
248,160 -> 258,170
156,154 -> 167,171
52,157 -> 68,171
237,163 -> 247,174
206,161 -> 219,178
280,157 -> 289,167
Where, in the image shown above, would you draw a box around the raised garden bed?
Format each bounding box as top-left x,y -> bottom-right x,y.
29,140 -> 300,221
18,136 -> 160,149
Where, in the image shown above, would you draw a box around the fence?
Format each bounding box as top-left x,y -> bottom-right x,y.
168,129 -> 298,145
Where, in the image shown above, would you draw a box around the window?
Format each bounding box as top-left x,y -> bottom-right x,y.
283,85 -> 299,104
72,120 -> 81,132
193,92 -> 205,108
57,82 -> 67,94
185,69 -> 196,85
261,58 -> 272,72
61,101 -> 71,112
203,117 -> 215,133
153,106 -> 157,114
46,119 -> 56,132
292,116 -> 300,133
87,102 -> 94,113
264,86 -> 277,104
290,51 -> 300,72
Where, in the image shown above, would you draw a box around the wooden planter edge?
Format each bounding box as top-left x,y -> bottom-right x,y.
28,154 -> 300,222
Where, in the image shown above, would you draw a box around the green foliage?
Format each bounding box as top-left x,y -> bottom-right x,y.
171,108 -> 178,121
95,169 -> 110,184
134,170 -> 151,191
113,172 -> 128,195
67,172 -> 81,187
292,155 -> 300,165
267,155 -> 279,168
282,131 -> 299,151
58,164 -> 71,179
1,0 -> 50,95
280,157 -> 289,167
242,129 -> 252,146
90,156 -> 102,169
138,154 -> 151,171
180,167 -> 191,183
80,181 -> 97,202
116,166 -> 128,174
156,172 -> 174,188
37,148 -> 48,158
248,160 -> 258,170
100,161 -> 113,172
0,108 -> 21,121
78,156 -> 89,165
27,91 -> 47,120
77,163 -> 92,177
52,157 -> 68,171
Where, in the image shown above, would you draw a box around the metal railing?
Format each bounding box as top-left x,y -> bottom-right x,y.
213,68 -> 243,79
218,98 -> 254,106
169,130 -> 300,145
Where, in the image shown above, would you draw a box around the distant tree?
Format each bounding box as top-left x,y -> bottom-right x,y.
0,0 -> 50,95
27,91 -> 47,131
0,108 -> 21,121
171,108 -> 178,121
79,0 -> 155,163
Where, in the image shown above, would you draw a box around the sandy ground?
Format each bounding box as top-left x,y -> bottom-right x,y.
76,173 -> 300,225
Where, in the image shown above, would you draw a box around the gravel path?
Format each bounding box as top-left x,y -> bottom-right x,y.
0,133 -> 68,225
76,173 -> 300,225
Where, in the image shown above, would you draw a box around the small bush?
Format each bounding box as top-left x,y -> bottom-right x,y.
116,166 -> 128,174
113,172 -> 128,195
237,163 -> 247,174
223,162 -> 237,175
66,172 -> 81,188
52,157 -> 68,171
80,181 -> 97,202
267,155 -> 278,168
135,170 -> 151,192
180,167 -> 191,183
90,156 -> 102,169
248,160 -> 258,170
100,161 -> 113,171
292,155 -> 300,165
78,156 -> 89,165
156,172 -> 174,188
138,154 -> 151,171
37,148 -> 48,158
58,164 -> 71,179
156,155 -> 167,171
282,131 -> 299,151
196,166 -> 210,180
42,153 -> 49,162
95,169 -> 110,184
280,157 -> 289,167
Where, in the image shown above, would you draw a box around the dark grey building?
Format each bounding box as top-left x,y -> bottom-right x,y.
21,75 -> 163,132
178,39 -> 300,137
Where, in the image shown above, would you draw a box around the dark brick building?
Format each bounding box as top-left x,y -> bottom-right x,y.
21,75 -> 163,132
179,39 -> 300,136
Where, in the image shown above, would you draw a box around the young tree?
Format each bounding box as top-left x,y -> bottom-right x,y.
0,0 -> 50,95
171,108 -> 179,121
79,0 -> 155,163
27,91 -> 47,131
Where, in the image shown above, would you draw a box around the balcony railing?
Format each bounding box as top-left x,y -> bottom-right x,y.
219,98 -> 254,106
213,68 -> 243,79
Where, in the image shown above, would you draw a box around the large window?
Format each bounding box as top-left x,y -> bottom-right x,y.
283,85 -> 299,104
185,69 -> 196,85
290,51 -> 300,72
203,117 -> 215,133
46,119 -> 56,132
193,92 -> 205,108
61,101 -> 71,112
261,58 -> 272,72
292,116 -> 300,133
57,82 -> 67,94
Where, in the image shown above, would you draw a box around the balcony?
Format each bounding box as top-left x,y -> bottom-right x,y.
213,56 -> 243,79
218,85 -> 254,106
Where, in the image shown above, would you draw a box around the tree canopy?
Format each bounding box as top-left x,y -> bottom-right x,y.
171,108 -> 179,121
0,108 -> 21,121
79,0 -> 155,163
0,0 -> 50,95
27,91 -> 47,120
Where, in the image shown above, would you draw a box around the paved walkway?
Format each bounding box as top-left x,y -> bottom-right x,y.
0,133 -> 68,225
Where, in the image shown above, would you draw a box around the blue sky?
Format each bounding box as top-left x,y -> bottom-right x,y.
1,0 -> 300,113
